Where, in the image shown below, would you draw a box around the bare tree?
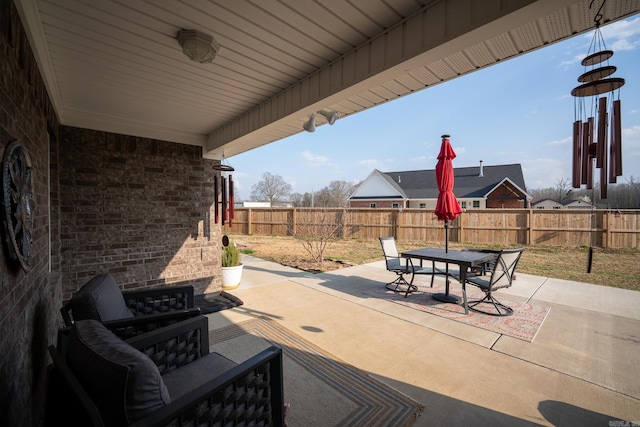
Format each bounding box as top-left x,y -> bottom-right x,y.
530,175 -> 640,209
250,172 -> 292,206
324,180 -> 356,207
288,209 -> 358,270
553,177 -> 572,202
290,192 -> 305,207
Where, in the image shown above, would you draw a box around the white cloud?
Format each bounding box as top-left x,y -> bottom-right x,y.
409,155 -> 431,163
284,175 -> 297,189
623,125 -> 640,148
229,171 -> 251,193
359,159 -> 379,168
522,158 -> 569,189
570,17 -> 640,69
601,17 -> 640,50
299,150 -> 331,167
547,136 -> 572,146
358,158 -> 397,171
609,38 -> 639,51
559,53 -> 586,70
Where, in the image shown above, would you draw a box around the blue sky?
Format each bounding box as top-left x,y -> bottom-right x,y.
229,15 -> 640,200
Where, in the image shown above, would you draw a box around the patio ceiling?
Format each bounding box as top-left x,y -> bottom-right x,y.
15,0 -> 640,160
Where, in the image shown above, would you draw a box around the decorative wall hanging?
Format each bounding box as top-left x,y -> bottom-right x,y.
571,0 -> 624,199
213,160 -> 235,227
2,140 -> 35,272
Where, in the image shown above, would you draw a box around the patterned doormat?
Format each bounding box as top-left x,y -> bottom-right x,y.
364,283 -> 550,342
209,317 -> 423,427
195,291 -> 243,314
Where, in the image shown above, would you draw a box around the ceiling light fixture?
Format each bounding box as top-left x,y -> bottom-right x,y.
303,110 -> 339,132
176,29 -> 220,63
303,114 -> 317,132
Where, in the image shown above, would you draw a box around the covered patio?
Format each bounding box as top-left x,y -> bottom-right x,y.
210,254 -> 640,425
2,0 -> 639,425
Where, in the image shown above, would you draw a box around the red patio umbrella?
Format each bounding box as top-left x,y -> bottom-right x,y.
433,134 -> 463,304
435,134 -> 462,253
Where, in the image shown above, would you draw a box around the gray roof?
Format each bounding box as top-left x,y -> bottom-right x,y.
381,164 -> 528,199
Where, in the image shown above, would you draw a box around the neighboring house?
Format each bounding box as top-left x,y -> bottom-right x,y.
532,199 -> 564,209
531,198 -> 595,209
236,201 -> 272,208
561,199 -> 595,209
349,162 -> 531,209
234,201 -> 294,208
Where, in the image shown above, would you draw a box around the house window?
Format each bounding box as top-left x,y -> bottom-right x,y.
370,203 -> 376,208
473,200 -> 480,208
392,203 -> 399,208
419,203 -> 426,209
460,201 -> 466,209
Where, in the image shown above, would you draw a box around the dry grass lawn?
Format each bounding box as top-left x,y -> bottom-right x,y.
230,234 -> 640,291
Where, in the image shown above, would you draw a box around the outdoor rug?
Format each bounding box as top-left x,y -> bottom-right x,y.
209,317 -> 423,427
195,291 -> 243,314
364,283 -> 550,342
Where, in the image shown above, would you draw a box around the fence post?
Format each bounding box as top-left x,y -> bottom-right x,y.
291,208 -> 297,236
247,208 -> 253,235
635,213 -> 638,249
528,209 -> 533,245
605,210 -> 610,249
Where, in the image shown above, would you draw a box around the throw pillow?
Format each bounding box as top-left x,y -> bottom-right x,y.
70,273 -> 135,322
67,319 -> 171,424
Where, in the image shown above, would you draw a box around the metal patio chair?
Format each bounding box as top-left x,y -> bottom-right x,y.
465,247 -> 525,316
379,236 -> 435,296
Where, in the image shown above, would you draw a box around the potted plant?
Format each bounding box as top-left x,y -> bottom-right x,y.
221,239 -> 243,290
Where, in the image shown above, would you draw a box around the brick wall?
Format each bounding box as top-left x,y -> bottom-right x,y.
58,127 -> 222,299
486,183 -> 527,209
0,0 -> 62,425
486,198 -> 524,209
0,2 -> 223,424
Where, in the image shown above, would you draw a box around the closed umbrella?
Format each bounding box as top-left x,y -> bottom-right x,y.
435,134 -> 462,252
433,134 -> 462,304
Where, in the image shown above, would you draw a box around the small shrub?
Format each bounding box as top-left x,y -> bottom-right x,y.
222,242 -> 242,267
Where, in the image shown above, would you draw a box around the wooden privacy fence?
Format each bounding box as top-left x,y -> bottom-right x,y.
224,208 -> 640,249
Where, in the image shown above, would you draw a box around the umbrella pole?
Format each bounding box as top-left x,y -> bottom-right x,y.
444,220 -> 450,295
445,220 -> 449,253
433,219 -> 461,304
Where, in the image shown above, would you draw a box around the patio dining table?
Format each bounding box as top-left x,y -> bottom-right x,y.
400,248 -> 497,314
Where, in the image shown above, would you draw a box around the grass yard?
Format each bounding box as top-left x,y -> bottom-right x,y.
230,234 -> 640,291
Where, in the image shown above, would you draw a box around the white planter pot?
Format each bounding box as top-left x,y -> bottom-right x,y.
221,264 -> 243,290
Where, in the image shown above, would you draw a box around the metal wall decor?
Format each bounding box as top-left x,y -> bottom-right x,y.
213,161 -> 235,227
571,0 -> 624,199
2,140 -> 35,271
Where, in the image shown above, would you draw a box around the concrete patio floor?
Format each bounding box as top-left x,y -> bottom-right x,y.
207,255 -> 640,426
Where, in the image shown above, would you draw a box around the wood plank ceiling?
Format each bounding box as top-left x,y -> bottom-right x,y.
15,0 -> 640,159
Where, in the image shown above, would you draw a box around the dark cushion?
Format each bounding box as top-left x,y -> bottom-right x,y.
70,273 -> 135,322
66,319 -> 171,424
162,352 -> 237,400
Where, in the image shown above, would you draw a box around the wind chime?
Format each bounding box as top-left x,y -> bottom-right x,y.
213,161 -> 235,227
570,0 -> 625,199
